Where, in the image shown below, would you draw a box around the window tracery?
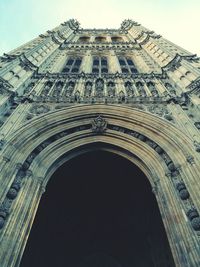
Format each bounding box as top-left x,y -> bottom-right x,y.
62,57 -> 82,73
118,56 -> 138,74
92,57 -> 108,75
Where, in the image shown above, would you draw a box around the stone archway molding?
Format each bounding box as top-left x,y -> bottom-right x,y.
0,104 -> 200,267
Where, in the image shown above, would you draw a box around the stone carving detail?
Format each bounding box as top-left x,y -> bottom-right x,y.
147,105 -> 174,122
125,81 -> 134,97
21,72 -> 172,104
135,82 -> 146,97
41,81 -> 53,97
19,53 -> 38,71
29,104 -> 50,117
0,78 -> 13,96
67,19 -> 80,32
0,139 -> 6,150
162,54 -> 182,72
194,122 -> 200,130
120,19 -> 140,32
0,121 -> 197,234
24,82 -> 35,95
84,81 -> 92,97
91,116 -> 107,134
65,80 -> 75,97
107,124 -> 200,232
165,83 -> 176,95
74,90 -> 80,102
194,141 -> 200,152
0,198 -> 12,229
187,208 -> 200,231
187,155 -> 195,165
107,81 -> 115,97
0,167 -> 26,229
147,82 -> 159,97
95,78 -> 104,97
0,124 -> 93,229
176,183 -> 190,200
118,91 -> 125,103
187,77 -> 200,93
52,81 -> 63,97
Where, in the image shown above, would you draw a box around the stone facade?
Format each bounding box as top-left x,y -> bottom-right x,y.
0,18 -> 200,266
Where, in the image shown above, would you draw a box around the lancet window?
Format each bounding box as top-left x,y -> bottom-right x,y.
62,57 -> 82,73
118,56 -> 138,74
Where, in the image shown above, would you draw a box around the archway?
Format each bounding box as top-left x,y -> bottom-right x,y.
0,104 -> 199,267
20,150 -> 175,267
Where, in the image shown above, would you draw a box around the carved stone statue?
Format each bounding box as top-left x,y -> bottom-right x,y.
107,82 -> 115,97
125,82 -> 134,97
91,115 -> 107,133
95,79 -> 104,97
85,82 -> 92,97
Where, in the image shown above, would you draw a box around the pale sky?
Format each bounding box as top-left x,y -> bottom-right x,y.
0,0 -> 200,56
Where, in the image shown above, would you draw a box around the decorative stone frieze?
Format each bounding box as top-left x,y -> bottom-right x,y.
0,17 -> 200,267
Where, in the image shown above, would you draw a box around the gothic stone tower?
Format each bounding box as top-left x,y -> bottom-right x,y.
0,18 -> 200,267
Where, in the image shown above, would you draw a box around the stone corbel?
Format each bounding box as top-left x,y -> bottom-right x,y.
19,53 -> 38,71
162,54 -> 182,72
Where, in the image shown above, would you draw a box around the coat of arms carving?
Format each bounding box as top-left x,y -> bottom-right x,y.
91,116 -> 107,134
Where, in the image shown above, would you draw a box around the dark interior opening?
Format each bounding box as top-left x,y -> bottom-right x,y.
20,150 -> 175,267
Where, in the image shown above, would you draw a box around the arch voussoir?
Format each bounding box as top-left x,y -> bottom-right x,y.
0,105 -> 200,267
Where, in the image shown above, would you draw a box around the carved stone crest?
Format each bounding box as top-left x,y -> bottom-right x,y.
91,116 -> 107,134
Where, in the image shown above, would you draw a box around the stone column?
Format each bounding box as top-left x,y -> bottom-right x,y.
0,174 -> 45,267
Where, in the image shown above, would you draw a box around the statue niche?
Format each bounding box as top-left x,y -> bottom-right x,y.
125,81 -> 134,97
147,82 -> 159,97
52,81 -> 63,97
95,78 -> 104,97
107,81 -> 116,97
41,81 -> 53,97
65,81 -> 75,97
84,81 -> 93,97
135,81 -> 146,97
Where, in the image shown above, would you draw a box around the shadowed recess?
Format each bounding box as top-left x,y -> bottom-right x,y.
20,151 -> 175,267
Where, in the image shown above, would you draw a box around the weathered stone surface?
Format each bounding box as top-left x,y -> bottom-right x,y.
0,18 -> 200,267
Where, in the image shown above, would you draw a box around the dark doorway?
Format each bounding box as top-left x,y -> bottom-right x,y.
20,150 -> 175,267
